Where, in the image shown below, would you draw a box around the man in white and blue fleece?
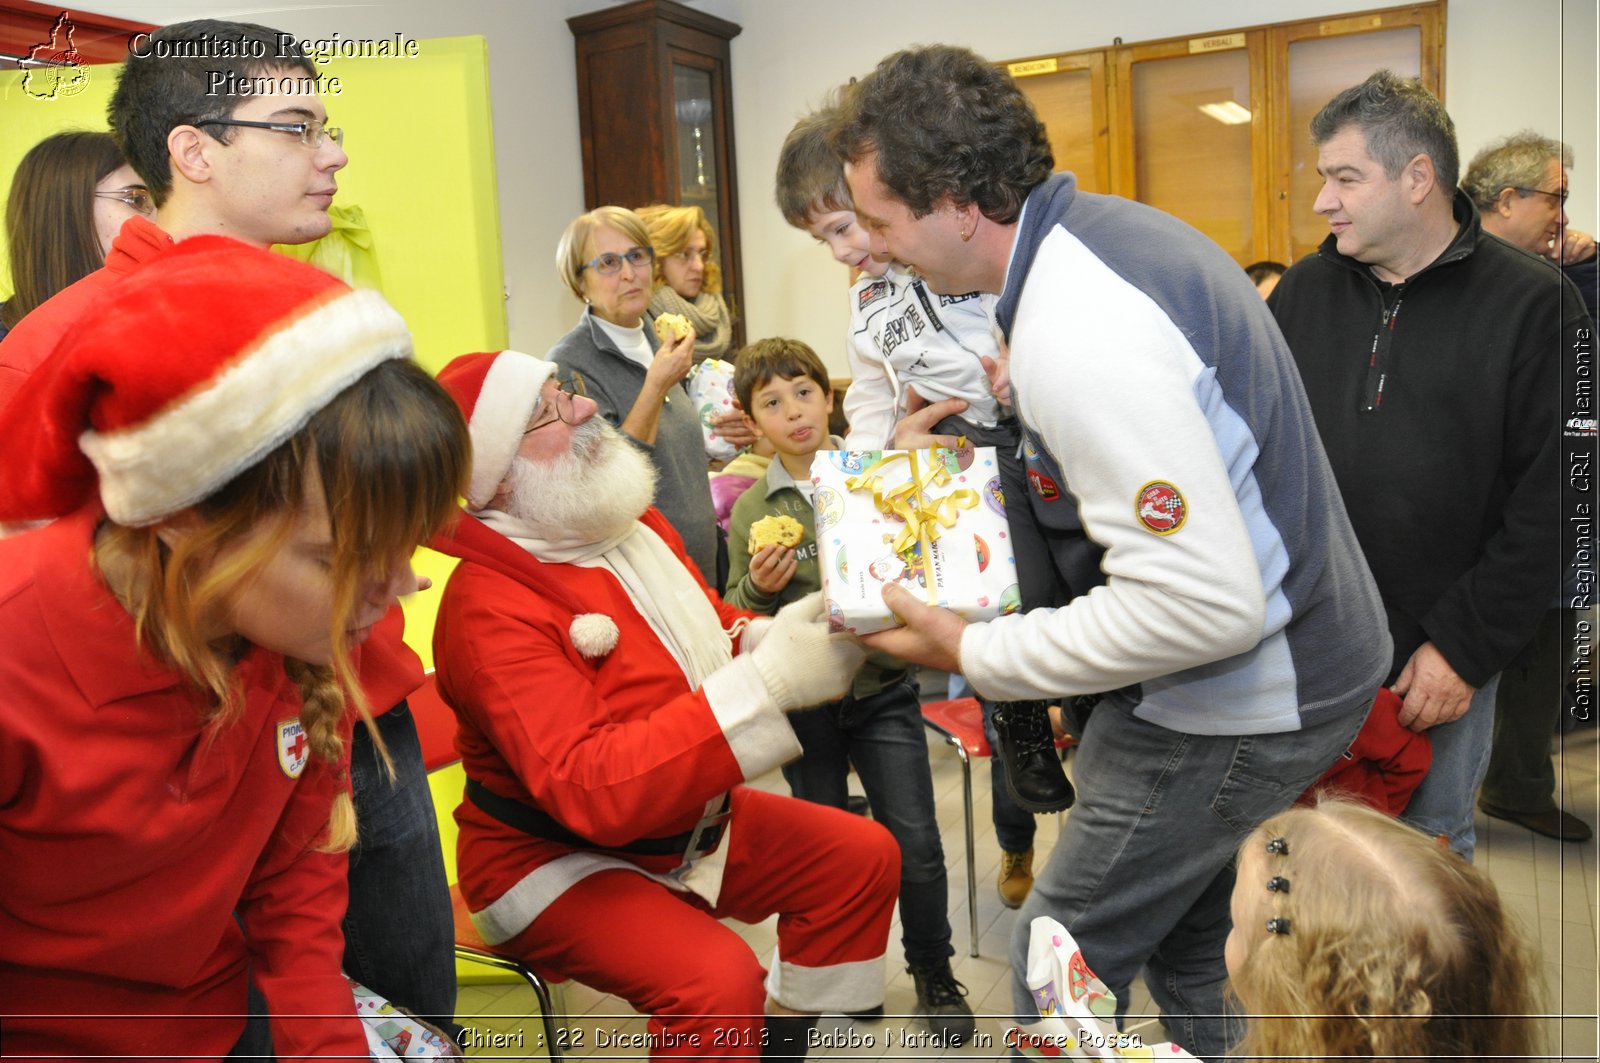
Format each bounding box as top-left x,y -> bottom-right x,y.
836,45 -> 1390,1061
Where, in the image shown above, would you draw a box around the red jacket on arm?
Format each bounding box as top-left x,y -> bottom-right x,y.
0,216 -> 173,411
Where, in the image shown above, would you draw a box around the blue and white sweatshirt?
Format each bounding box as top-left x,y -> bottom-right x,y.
959,173 -> 1389,735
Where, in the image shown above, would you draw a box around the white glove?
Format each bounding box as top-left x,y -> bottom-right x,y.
748,591 -> 866,711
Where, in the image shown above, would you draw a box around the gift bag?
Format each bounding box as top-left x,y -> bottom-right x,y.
811,444 -> 1020,634
351,978 -> 461,1060
1004,918 -> 1199,1060
686,357 -> 739,463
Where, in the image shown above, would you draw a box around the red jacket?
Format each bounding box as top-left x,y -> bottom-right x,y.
1299,688 -> 1432,815
431,509 -> 801,942
0,215 -> 172,411
0,508 -> 366,1060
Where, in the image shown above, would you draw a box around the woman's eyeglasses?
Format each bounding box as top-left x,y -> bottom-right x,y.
94,186 -> 157,217
579,246 -> 653,276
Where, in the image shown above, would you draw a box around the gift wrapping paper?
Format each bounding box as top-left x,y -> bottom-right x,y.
811,444 -> 1021,635
686,357 -> 739,463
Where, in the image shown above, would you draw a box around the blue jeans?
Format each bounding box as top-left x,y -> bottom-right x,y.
781,680 -> 954,967
1400,674 -> 1500,861
1009,695 -> 1368,1060
982,696 -> 1039,852
345,703 -> 460,1036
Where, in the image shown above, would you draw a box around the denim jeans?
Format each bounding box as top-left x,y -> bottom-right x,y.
982,695 -> 1039,852
781,680 -> 954,967
1009,695 -> 1368,1060
1400,673 -> 1500,861
344,703 -> 460,1036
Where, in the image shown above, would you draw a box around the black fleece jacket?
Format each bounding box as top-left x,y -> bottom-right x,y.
1269,191 -> 1585,687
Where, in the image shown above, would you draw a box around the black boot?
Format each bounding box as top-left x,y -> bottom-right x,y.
761,1014 -> 817,1061
991,700 -> 1075,813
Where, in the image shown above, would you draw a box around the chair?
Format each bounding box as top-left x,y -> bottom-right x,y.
919,697 -> 989,957
411,671 -> 567,1058
451,884 -> 566,1060
920,697 -> 1075,958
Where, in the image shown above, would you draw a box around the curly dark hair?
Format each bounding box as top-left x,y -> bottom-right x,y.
832,45 -> 1052,223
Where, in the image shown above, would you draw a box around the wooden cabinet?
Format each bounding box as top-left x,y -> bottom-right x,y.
1002,2 -> 1443,266
568,0 -> 744,347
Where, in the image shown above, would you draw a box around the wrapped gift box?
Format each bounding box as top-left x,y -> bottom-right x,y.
811,444 -> 1021,635
685,357 -> 739,463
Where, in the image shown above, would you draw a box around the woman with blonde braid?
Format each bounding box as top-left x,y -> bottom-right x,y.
0,240 -> 470,1059
1226,799 -> 1541,1063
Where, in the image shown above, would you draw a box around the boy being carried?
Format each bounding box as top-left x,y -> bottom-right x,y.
726,338 -> 975,1044
775,107 -> 1082,908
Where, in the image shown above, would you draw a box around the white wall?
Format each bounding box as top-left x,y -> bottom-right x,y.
74,0 -> 1599,371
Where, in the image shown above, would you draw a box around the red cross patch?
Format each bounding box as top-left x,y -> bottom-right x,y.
277,719 -> 309,779
1135,481 -> 1187,535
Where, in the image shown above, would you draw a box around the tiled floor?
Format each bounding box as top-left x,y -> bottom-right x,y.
454,694 -> 1600,1061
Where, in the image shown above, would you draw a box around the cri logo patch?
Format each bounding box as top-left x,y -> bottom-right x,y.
277,719 -> 309,779
1135,480 -> 1187,535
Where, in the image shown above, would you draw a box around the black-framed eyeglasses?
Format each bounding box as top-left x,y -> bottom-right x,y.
525,374 -> 588,433
196,117 -> 344,149
94,186 -> 156,217
1513,186 -> 1568,205
579,246 -> 653,277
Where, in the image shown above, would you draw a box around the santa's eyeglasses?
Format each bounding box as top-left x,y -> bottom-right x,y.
525,373 -> 588,433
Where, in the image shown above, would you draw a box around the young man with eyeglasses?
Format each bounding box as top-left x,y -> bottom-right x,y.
1268,73 -> 1586,861
0,18 -> 461,1052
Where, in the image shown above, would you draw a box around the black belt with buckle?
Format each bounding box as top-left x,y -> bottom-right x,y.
465,778 -> 730,857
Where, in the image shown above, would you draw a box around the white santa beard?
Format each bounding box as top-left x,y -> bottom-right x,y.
503,420 -> 658,542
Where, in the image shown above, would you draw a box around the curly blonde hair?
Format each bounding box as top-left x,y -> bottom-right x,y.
636,203 -> 721,295
1229,799 -> 1541,1063
94,360 -> 469,850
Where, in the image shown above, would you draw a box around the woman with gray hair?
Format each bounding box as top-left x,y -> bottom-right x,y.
546,205 -> 719,583
1462,130 -> 1594,264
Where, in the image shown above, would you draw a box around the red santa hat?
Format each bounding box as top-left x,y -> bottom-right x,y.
0,236 -> 412,525
435,350 -> 558,510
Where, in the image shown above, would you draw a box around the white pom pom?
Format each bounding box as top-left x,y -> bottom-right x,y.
569,613 -> 619,658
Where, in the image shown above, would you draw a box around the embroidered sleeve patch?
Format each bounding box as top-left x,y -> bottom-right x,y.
277,719 -> 309,779
1135,481 -> 1187,535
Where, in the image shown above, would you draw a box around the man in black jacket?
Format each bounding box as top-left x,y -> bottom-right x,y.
1268,71 -> 1585,860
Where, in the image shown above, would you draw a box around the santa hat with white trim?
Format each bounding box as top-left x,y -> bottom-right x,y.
435,350 -> 559,510
0,236 -> 412,525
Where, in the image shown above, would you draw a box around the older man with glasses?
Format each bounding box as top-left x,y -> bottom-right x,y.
429,347 -> 897,1062
1458,131 -> 1597,844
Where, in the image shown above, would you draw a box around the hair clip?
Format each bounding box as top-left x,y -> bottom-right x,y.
1266,875 -> 1291,894
1265,837 -> 1290,856
1265,917 -> 1292,935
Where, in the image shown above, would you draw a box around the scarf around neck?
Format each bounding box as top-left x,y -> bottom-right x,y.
651,286 -> 732,361
473,507 -> 732,685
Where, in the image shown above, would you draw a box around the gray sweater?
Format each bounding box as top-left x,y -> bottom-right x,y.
545,309 -> 718,583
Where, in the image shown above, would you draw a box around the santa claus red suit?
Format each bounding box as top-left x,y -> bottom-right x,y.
428,345 -> 897,1058
433,502 -> 899,1058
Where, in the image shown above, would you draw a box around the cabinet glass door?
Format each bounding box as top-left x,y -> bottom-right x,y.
673,63 -> 720,238
1129,47 -> 1256,261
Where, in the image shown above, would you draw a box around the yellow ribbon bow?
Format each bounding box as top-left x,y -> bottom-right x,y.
845,446 -> 979,604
